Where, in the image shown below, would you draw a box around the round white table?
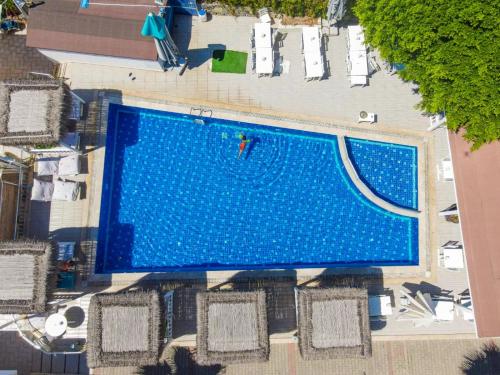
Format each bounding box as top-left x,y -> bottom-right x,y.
45,313 -> 68,337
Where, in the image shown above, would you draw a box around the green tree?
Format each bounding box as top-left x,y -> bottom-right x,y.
354,0 -> 500,149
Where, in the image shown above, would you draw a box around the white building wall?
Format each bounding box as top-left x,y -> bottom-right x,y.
38,49 -> 163,71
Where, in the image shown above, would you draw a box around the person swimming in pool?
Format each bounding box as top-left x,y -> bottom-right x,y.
238,133 -> 251,159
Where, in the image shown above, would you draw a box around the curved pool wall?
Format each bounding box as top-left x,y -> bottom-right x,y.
96,104 -> 419,273
345,137 -> 418,210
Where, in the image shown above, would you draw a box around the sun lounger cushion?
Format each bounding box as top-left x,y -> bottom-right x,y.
31,179 -> 54,201
52,180 -> 80,201
58,154 -> 80,176
36,158 -> 59,176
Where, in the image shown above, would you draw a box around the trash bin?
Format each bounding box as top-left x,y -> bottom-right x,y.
198,8 -> 208,22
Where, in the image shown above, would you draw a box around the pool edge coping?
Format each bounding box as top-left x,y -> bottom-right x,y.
84,93 -> 432,284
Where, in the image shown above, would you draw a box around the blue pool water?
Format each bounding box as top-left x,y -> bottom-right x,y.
345,138 -> 418,209
96,104 -> 419,273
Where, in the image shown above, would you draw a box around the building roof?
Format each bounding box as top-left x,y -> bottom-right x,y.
0,79 -> 70,146
0,241 -> 54,314
296,287 -> 371,360
26,0 -> 158,61
196,290 -> 270,365
449,131 -> 500,337
87,291 -> 162,368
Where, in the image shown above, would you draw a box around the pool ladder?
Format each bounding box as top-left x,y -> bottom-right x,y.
190,107 -> 213,125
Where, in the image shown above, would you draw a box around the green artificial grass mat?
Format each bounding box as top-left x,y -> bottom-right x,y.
211,50 -> 248,74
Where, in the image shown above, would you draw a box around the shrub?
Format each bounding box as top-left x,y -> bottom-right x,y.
209,0 -> 327,18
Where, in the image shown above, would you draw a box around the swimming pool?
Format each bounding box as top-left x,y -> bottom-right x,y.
96,104 -> 419,273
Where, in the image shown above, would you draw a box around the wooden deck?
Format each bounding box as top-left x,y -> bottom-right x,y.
0,177 -> 18,240
0,331 -> 89,375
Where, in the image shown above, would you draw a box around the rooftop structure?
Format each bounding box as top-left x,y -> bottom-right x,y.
296,287 -> 371,360
87,291 -> 162,368
26,0 -> 157,61
0,79 -> 70,146
449,131 -> 500,337
196,290 -> 270,365
0,241 -> 54,314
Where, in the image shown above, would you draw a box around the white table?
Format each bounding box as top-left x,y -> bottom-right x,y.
304,50 -> 324,79
441,159 -> 454,180
443,247 -> 464,269
347,25 -> 366,52
432,300 -> 455,321
302,26 -> 321,53
254,23 -> 272,49
45,313 -> 68,337
256,47 -> 273,75
368,295 -> 393,317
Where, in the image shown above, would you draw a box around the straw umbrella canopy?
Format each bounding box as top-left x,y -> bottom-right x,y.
196,290 -> 269,365
0,79 -> 71,146
87,290 -> 162,369
296,287 -> 372,360
0,241 -> 54,314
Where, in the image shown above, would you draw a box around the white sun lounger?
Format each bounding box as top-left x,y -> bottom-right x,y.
36,154 -> 80,177
31,179 -> 79,202
439,247 -> 465,270
58,154 -> 81,176
53,180 -> 80,201
31,179 -> 54,201
36,159 -> 60,176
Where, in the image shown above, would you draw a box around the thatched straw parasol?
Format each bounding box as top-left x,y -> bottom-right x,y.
296,287 -> 371,360
196,290 -> 269,365
86,290 -> 162,369
0,240 -> 54,314
0,79 -> 71,146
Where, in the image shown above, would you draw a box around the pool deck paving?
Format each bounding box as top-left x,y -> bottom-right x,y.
64,16 -> 429,134
35,14 -> 468,337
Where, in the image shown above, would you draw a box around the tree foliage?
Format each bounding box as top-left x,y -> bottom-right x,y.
354,0 -> 500,149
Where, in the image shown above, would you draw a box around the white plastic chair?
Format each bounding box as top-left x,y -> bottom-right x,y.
428,113 -> 447,131
258,7 -> 271,23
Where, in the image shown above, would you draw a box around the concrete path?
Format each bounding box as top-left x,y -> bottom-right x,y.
90,338 -> 500,375
224,339 -> 500,375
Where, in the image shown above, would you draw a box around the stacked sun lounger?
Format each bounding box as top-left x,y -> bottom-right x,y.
347,25 -> 368,87
31,154 -> 81,202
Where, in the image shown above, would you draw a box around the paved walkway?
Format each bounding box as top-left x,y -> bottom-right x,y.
225,339 -> 500,375
91,338 -> 500,375
0,34 -> 56,80
63,15 -> 427,133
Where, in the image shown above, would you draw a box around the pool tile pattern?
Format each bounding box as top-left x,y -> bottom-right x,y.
96,105 -> 418,273
346,138 -> 418,210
